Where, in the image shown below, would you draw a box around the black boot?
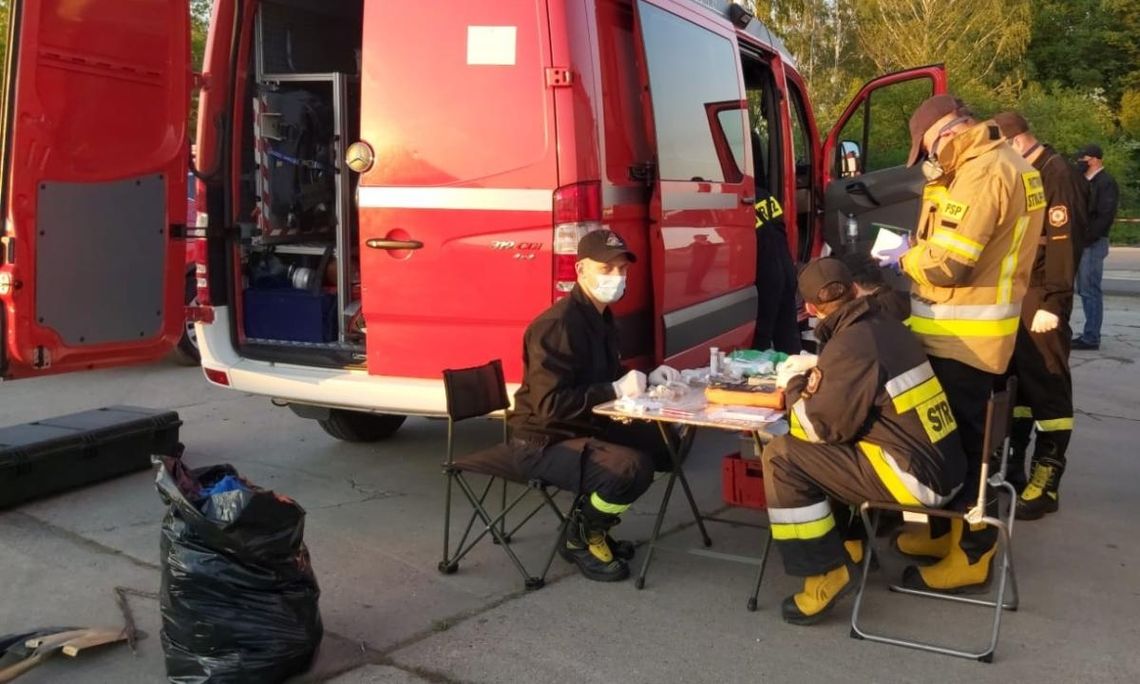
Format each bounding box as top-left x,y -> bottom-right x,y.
559,501 -> 629,582
1016,460 -> 1062,520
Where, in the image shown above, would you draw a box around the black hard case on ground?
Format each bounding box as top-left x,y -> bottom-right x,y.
0,406 -> 182,509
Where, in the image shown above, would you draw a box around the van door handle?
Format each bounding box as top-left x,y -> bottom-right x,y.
741,196 -> 756,205
845,181 -> 881,206
366,238 -> 424,250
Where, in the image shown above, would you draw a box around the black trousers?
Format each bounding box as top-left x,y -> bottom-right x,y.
1008,317 -> 1073,476
518,421 -> 670,508
929,356 -> 998,560
761,436 -> 898,577
755,231 -> 802,354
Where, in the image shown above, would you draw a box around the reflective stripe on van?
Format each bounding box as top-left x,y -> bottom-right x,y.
357,186 -> 551,212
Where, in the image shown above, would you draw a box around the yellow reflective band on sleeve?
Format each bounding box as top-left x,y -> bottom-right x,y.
770,515 -> 836,541
858,442 -> 921,506
998,216 -> 1031,304
1035,417 -> 1074,432
590,492 -> 630,515
891,376 -> 945,414
942,199 -> 969,222
907,315 -> 1020,338
789,399 -> 823,443
1013,406 -> 1034,419
1022,171 -> 1046,212
930,229 -> 983,263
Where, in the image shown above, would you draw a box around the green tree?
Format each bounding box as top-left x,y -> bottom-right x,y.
853,0 -> 1032,88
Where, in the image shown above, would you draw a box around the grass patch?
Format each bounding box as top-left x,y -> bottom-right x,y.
1112,220 -> 1140,246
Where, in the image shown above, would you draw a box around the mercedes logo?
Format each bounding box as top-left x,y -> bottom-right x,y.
345,141 -> 374,173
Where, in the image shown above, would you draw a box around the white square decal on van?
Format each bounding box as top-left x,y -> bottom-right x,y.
467,26 -> 517,66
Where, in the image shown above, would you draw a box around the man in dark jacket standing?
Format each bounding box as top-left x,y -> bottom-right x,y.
752,132 -> 803,354
509,230 -> 678,583
995,112 -> 1088,518
1072,143 -> 1119,350
762,258 -> 965,625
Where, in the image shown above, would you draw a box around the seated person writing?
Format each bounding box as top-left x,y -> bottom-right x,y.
509,230 -> 679,582
762,258 -> 966,624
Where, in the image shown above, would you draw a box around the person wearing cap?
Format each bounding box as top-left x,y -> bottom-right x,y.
875,95 -> 1044,594
994,112 -> 1089,519
1073,143 -> 1119,350
761,258 -> 966,625
509,229 -> 679,582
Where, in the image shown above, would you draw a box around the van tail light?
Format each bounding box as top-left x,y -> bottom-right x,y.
203,367 -> 230,386
552,181 -> 602,301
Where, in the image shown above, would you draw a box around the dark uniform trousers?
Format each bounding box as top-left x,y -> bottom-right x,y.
754,195 -> 802,355
1009,313 -> 1073,474
518,421 -> 672,508
762,437 -> 896,576
928,355 -> 998,559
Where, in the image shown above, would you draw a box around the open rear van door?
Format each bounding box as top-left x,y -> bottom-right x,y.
0,0 -> 192,379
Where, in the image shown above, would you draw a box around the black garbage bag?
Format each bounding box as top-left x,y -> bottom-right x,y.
156,448 -> 322,683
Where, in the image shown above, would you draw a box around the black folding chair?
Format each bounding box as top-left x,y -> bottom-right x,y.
439,360 -> 579,590
850,377 -> 1020,662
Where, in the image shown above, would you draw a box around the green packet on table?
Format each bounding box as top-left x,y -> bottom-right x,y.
729,349 -> 789,364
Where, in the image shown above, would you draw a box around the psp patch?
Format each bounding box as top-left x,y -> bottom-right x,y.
1049,205 -> 1069,228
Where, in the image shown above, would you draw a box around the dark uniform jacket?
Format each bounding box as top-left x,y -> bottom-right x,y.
1027,146 -> 1088,320
868,285 -> 911,322
1085,168 -> 1119,246
786,297 -> 966,506
509,285 -> 620,444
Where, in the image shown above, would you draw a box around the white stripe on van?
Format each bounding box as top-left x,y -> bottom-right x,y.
357,186 -> 551,212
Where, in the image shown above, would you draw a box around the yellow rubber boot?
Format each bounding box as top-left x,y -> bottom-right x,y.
893,521 -> 953,560
902,520 -> 994,593
781,564 -> 853,625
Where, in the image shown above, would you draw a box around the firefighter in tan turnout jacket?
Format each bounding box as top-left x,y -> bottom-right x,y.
875,95 -> 1046,593
761,258 -> 966,625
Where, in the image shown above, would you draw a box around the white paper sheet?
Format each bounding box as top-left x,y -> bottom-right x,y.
870,225 -> 905,258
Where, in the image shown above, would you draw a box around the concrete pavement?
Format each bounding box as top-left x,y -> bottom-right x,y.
1103,245 -> 1140,296
2,296 -> 1139,683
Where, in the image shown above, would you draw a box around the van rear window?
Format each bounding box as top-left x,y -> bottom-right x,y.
638,3 -> 744,183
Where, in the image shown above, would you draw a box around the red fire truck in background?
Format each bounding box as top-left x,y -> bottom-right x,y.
1,0 -> 944,442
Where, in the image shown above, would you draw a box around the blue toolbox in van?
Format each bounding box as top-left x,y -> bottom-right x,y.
0,406 -> 182,509
243,287 -> 336,343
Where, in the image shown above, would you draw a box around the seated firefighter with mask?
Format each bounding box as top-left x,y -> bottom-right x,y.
761,258 -> 966,624
508,230 -> 679,582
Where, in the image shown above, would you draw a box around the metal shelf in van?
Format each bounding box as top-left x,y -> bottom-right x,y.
272,243 -> 337,257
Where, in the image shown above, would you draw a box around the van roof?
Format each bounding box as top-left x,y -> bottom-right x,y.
688,0 -> 797,70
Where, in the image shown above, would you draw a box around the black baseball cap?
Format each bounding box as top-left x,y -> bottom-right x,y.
798,257 -> 853,305
907,94 -> 971,166
577,229 -> 636,263
1077,144 -> 1103,159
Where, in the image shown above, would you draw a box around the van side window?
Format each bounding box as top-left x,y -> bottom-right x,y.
638,2 -> 744,183
837,77 -> 934,173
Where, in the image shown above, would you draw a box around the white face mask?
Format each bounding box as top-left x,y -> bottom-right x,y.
590,274 -> 627,303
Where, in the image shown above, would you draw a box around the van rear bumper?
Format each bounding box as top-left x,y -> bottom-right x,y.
195,307 -> 518,417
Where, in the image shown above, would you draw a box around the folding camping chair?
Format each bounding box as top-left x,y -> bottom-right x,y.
438,360 -> 580,590
850,377 -> 1020,662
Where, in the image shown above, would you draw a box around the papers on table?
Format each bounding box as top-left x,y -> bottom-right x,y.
708,407 -> 783,425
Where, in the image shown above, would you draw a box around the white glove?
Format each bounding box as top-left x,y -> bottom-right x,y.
871,241 -> 909,267
613,370 -> 647,399
648,365 -> 681,386
776,354 -> 819,390
1030,309 -> 1060,333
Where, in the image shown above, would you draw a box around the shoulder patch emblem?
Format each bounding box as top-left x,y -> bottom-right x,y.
806,367 -> 822,394
1049,205 -> 1069,228
942,200 -> 969,223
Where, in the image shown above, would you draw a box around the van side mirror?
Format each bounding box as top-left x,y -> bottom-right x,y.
839,140 -> 862,178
